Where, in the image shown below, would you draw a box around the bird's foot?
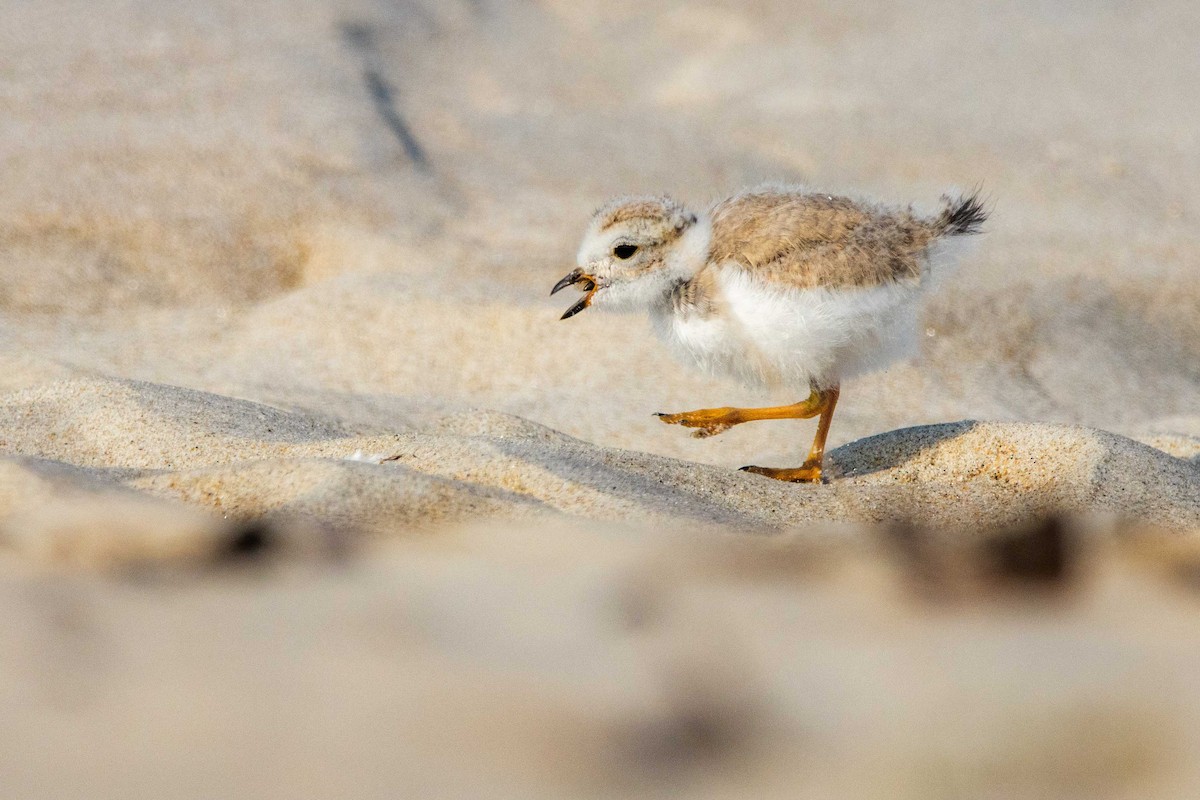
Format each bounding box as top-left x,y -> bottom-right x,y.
739,461 -> 825,484
655,408 -> 739,438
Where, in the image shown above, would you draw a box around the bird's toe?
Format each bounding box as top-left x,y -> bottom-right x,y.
692,423 -> 731,439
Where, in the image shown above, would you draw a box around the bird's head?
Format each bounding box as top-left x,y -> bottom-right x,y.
552,196 -> 707,319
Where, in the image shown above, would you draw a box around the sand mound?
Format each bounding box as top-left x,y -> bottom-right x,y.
831,421 -> 1200,530
131,458 -> 545,532
0,378 -> 1195,567
0,377 -> 349,470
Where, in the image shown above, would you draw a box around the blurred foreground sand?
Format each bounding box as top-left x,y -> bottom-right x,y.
7,515 -> 1200,799
1,0 -> 1198,796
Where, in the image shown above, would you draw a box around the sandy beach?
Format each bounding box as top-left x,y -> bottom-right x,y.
1,0 -> 1198,796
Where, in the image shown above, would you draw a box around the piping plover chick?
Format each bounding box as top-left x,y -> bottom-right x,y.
552,184 -> 988,483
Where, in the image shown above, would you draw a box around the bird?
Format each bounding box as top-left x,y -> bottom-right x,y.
551,184 -> 988,483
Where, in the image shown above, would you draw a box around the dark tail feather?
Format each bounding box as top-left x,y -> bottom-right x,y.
936,190 -> 989,236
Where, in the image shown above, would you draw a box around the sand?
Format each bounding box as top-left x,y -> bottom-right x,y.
1,0 -> 1198,796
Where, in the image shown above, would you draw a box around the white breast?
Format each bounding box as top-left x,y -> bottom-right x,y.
653,267 -> 922,390
652,303 -> 752,384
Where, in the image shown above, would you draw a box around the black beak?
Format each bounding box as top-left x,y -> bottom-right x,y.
551,269 -> 583,296
551,269 -> 598,320
560,294 -> 591,320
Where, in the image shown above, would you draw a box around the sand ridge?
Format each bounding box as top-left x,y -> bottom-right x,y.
0,376 -> 1194,567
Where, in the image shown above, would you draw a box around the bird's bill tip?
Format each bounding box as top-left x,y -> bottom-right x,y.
559,293 -> 592,320
550,269 -> 584,296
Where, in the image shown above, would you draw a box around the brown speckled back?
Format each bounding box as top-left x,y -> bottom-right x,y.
707,188 -> 946,289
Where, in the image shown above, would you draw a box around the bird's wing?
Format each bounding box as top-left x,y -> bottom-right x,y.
707,189 -> 935,290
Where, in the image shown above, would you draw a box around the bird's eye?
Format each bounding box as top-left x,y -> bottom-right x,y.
613,244 -> 638,259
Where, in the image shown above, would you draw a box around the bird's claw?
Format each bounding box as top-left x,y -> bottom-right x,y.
739,464 -> 825,483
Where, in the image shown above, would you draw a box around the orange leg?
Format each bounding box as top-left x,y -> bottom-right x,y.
739,385 -> 840,483
655,390 -> 826,438
656,385 -> 841,482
